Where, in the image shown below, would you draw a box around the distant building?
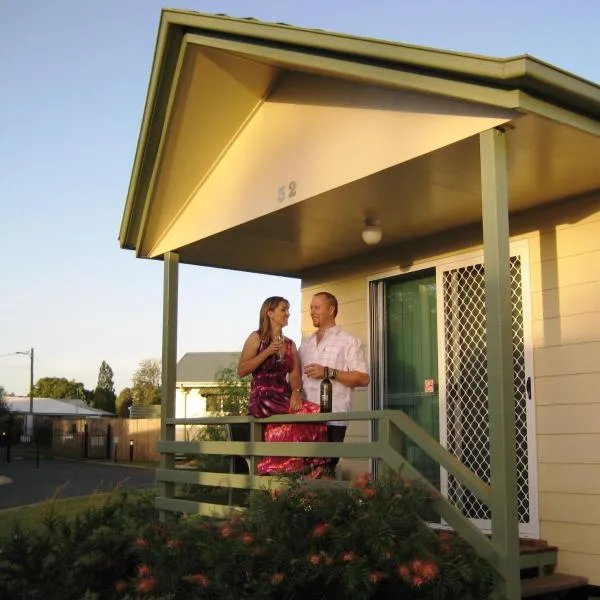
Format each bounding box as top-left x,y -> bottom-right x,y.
175,352 -> 240,440
6,396 -> 112,418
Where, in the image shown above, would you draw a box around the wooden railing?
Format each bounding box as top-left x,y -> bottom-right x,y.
156,410 -> 512,590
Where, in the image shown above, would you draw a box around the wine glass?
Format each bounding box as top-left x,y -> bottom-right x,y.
274,333 -> 285,361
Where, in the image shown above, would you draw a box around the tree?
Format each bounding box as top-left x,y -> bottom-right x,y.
213,364 -> 251,416
32,377 -> 88,400
91,361 -> 116,413
131,359 -> 161,406
97,361 -> 115,395
0,385 -> 9,418
116,387 -> 134,417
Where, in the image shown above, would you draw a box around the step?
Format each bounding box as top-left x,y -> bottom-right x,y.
519,540 -> 558,577
521,573 -> 588,598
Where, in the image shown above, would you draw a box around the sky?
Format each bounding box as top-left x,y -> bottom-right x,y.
1,0 -> 599,396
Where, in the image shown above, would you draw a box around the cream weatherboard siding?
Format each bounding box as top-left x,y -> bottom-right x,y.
301,190 -> 600,584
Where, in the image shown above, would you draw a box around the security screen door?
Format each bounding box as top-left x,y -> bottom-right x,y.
370,244 -> 538,536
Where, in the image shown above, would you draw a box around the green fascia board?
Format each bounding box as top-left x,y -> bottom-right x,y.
119,8 -> 600,253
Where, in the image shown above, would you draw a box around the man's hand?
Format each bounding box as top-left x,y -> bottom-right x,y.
304,363 -> 325,379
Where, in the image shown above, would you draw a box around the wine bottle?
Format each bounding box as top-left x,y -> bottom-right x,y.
320,367 -> 332,413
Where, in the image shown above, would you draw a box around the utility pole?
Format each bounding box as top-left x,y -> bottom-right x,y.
28,347 -> 34,414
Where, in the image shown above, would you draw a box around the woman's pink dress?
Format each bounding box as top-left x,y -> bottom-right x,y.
248,338 -> 328,477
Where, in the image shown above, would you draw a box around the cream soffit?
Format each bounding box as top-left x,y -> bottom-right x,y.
120,9 -> 600,257
147,71 -> 515,258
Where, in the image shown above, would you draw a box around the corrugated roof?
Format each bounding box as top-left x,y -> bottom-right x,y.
176,352 -> 240,384
7,397 -> 113,417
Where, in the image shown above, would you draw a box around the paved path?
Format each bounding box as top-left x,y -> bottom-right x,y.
0,456 -> 155,509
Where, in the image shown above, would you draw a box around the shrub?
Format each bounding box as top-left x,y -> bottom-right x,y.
0,475 -> 495,599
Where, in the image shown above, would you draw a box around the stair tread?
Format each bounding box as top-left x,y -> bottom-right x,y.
519,544 -> 558,555
521,573 -> 588,598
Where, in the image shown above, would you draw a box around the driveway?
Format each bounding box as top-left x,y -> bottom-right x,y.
0,455 -> 156,509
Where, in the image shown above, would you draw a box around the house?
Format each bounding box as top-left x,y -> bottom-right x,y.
174,351 -> 240,440
118,9 -> 600,596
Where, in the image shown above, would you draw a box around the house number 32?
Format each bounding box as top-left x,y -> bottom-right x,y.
277,181 -> 297,202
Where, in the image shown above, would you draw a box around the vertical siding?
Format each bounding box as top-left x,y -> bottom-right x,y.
301,191 -> 600,583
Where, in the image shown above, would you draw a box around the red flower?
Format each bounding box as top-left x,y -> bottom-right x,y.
114,579 -> 128,592
368,571 -> 385,584
308,554 -> 322,565
362,487 -> 377,498
352,473 -> 372,489
270,572 -> 285,585
312,522 -> 330,537
398,564 -> 410,581
132,537 -> 148,549
191,573 -> 211,588
166,538 -> 181,550
137,564 -> 152,578
412,575 -> 425,587
241,532 -> 254,545
341,551 -> 355,563
271,488 -> 282,499
421,561 -> 439,581
221,525 -> 233,538
136,577 -> 158,593
411,559 -> 424,574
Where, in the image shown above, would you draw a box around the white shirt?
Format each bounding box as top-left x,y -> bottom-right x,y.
298,325 -> 368,426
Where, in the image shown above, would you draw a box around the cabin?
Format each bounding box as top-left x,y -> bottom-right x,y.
119,10 -> 600,599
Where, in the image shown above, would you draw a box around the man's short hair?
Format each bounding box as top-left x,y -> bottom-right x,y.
315,292 -> 338,317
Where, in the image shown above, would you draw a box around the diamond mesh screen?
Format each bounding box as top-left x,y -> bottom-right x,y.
442,257 -> 529,523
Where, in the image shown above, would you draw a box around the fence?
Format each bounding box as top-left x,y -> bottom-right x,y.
52,417 -> 161,462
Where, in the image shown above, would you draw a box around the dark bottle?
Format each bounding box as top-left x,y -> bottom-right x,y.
320,367 -> 332,413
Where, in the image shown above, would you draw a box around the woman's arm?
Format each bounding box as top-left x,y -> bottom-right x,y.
289,341 -> 302,411
237,332 -> 280,377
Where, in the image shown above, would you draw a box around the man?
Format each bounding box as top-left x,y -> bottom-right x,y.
299,292 -> 369,474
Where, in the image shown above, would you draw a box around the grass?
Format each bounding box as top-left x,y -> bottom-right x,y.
0,492 -> 114,539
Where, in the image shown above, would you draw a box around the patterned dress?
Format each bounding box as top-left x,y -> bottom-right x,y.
248,338 -> 328,477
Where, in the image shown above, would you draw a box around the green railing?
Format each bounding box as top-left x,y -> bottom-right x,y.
156,409 -> 510,585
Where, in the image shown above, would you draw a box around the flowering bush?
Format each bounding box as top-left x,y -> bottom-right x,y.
0,475 -> 495,599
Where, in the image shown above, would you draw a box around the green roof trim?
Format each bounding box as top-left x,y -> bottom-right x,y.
119,9 -> 600,252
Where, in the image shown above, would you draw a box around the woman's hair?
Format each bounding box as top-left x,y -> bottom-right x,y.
257,296 -> 289,342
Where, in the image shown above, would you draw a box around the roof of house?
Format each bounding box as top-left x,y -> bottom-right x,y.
176,352 -> 240,384
120,9 -> 600,253
6,397 -> 113,417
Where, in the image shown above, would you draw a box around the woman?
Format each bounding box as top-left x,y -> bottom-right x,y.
238,296 -> 327,477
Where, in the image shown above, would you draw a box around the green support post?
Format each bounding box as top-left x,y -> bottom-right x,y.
159,251 -> 179,521
480,128 -> 521,599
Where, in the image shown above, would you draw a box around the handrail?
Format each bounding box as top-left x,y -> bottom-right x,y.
156,409 -> 506,578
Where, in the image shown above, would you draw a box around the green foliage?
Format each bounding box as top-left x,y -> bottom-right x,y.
0,489 -> 157,600
0,476 -> 495,599
90,361 -> 117,412
91,387 -> 116,413
116,387 -> 134,417
32,376 -> 89,400
212,363 -> 251,416
97,361 -> 115,395
132,359 -> 161,406
0,386 -> 13,433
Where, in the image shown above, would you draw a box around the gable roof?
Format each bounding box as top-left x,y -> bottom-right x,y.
176,352 -> 240,384
119,9 -> 600,255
